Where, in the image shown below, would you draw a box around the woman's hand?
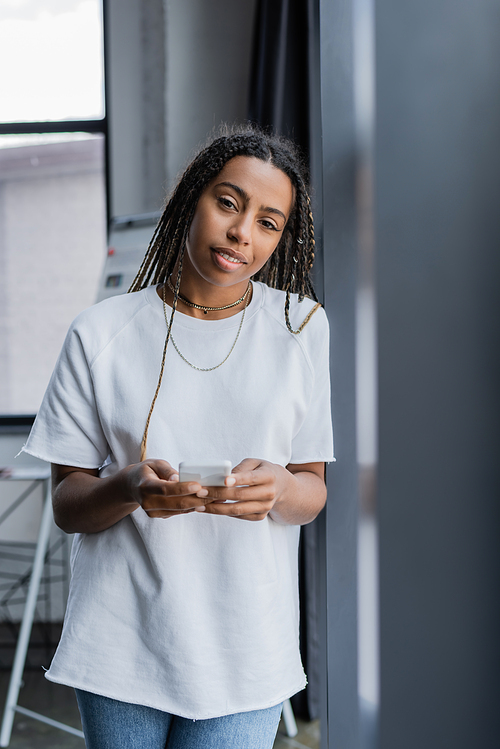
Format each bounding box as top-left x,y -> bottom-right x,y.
51,459 -> 213,533
198,458 -> 327,525
123,459 -> 209,518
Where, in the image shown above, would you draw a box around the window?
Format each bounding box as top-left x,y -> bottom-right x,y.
0,0 -> 104,123
0,1 -> 107,415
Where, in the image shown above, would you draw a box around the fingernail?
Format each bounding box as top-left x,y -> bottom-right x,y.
195,506 -> 206,512
226,477 -> 236,486
197,489 -> 208,497
169,474 -> 179,482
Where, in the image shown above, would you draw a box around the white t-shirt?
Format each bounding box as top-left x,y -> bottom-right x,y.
24,281 -> 334,719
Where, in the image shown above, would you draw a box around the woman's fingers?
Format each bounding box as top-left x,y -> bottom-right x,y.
229,459 -> 268,486
141,459 -> 179,482
201,484 -> 275,504
231,457 -> 262,473
199,476 -> 277,520
196,461 -> 292,521
144,507 -> 202,518
201,463 -> 275,501
137,465 -> 209,512
145,509 -> 192,518
203,500 -> 272,521
140,482 -> 206,511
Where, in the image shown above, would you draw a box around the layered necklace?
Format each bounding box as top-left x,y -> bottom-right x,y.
166,276 -> 251,314
162,280 -> 252,372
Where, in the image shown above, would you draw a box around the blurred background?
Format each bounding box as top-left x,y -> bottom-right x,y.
0,1 -> 499,748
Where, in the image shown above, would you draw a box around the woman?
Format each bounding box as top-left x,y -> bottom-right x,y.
23,126 -> 334,749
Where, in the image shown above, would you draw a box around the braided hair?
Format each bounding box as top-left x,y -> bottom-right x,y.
131,124 -> 321,459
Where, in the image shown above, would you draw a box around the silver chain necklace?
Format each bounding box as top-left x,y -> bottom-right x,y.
162,282 -> 252,372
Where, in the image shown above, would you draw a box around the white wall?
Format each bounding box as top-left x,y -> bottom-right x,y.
0,138 -> 106,413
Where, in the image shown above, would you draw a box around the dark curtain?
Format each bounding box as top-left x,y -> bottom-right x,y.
248,0 -> 311,157
248,0 -> 323,722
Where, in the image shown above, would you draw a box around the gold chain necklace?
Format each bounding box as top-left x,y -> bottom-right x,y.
166,276 -> 251,314
162,282 -> 252,372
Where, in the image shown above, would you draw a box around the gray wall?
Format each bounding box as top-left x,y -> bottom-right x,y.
106,0 -> 257,218
165,0 -> 256,193
106,0 -> 167,217
319,0 -> 500,746
376,0 -> 500,747
319,0 -> 359,745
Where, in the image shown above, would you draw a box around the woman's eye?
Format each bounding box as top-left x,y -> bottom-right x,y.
260,219 -> 279,231
218,197 -> 235,209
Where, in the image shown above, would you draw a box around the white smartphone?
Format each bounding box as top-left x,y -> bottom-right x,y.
178,460 -> 232,487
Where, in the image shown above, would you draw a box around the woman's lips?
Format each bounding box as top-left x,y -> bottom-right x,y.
211,248 -> 247,271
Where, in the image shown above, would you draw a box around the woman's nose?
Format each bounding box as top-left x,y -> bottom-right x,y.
227,214 -> 252,245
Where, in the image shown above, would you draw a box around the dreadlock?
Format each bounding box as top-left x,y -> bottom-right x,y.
131,124 -> 322,459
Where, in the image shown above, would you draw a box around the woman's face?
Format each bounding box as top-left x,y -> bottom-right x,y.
183,156 -> 294,293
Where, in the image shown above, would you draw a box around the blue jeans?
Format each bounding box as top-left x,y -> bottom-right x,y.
75,689 -> 283,749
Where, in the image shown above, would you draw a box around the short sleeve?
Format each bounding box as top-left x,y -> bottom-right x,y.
22,320 -> 109,468
289,308 -> 335,464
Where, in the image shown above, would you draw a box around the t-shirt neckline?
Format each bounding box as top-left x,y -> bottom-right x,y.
145,281 -> 264,331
